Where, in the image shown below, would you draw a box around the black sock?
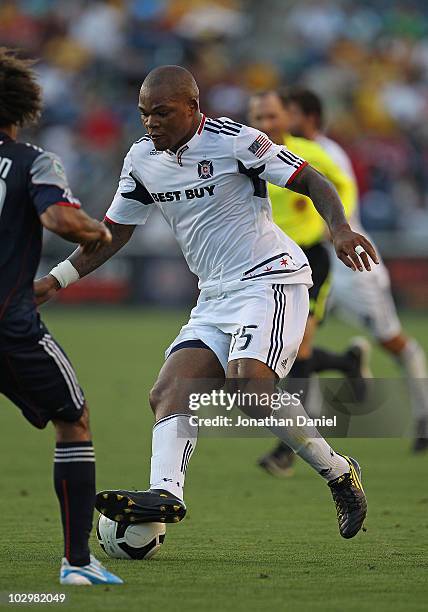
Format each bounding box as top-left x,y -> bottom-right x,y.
311,347 -> 352,374
54,441 -> 95,566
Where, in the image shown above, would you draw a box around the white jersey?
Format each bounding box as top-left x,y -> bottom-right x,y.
316,135 -> 356,183
316,135 -> 401,340
106,115 -> 312,295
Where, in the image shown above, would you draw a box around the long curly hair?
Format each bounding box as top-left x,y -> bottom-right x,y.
0,48 -> 42,128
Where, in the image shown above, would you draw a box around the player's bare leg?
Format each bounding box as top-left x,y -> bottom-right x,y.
260,325 -> 371,477
380,332 -> 428,452
227,355 -> 346,475
149,346 -> 225,421
227,357 -> 367,539
53,405 -> 122,585
96,347 -> 225,524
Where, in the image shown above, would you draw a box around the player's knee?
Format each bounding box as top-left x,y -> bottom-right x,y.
149,377 -> 194,420
226,359 -> 276,418
77,404 -> 90,431
380,333 -> 407,355
53,403 -> 91,441
149,381 -> 169,416
226,358 -> 275,395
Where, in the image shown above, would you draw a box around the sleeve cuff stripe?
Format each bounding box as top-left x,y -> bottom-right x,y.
286,161 -> 309,186
104,215 -> 119,224
55,201 -> 81,209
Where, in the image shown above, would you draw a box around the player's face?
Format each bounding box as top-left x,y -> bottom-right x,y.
286,102 -> 310,138
247,93 -> 289,144
138,87 -> 197,151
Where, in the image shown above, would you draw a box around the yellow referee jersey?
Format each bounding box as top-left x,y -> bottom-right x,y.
270,134 -> 357,248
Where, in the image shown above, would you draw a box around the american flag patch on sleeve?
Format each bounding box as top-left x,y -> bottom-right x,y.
248,134 -> 272,158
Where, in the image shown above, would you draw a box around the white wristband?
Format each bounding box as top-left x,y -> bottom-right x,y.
49,260 -> 80,289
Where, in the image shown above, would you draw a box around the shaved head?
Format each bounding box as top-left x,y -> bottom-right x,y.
141,65 -> 199,101
138,65 -> 201,151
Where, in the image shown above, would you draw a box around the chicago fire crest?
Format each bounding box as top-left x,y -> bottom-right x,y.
198,160 -> 213,179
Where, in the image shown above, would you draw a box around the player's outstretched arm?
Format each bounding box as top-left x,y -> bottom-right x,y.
68,221 -> 135,277
41,205 -> 112,247
34,220 -> 136,305
287,165 -> 379,272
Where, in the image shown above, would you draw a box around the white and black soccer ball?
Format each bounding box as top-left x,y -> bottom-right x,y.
96,514 -> 166,560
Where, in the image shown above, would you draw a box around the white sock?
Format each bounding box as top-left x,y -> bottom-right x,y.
150,414 -> 198,501
267,400 -> 349,481
397,339 -> 428,420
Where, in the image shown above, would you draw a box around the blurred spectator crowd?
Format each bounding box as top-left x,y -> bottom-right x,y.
1,0 -> 428,240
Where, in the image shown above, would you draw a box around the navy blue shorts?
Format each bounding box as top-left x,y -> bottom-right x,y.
0,325 -> 85,429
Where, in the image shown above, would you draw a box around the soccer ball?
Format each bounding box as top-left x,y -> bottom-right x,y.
96,514 -> 166,560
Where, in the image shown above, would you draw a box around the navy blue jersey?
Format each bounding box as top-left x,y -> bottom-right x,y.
0,131 -> 80,350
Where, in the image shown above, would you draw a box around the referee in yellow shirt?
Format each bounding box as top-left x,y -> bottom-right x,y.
248,90 -> 365,476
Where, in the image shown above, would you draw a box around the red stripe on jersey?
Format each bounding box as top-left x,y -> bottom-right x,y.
285,161 -> 308,186
104,215 -> 119,224
197,114 -> 206,135
55,201 -> 81,209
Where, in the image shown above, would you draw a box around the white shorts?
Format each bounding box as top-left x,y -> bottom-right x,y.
165,283 -> 309,378
330,255 -> 401,342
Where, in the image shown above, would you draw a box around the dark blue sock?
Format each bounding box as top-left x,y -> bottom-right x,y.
54,441 -> 95,566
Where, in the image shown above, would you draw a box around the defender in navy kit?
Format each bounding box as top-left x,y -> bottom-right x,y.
0,48 -> 122,585
0,131 -> 87,427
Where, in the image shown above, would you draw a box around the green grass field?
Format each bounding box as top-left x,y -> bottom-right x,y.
1,308 -> 427,611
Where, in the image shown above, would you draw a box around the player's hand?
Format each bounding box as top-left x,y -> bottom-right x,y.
332,224 -> 379,272
33,274 -> 61,306
80,223 -> 112,255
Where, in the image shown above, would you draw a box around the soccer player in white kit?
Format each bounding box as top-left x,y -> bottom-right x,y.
35,66 -> 378,539
284,89 -> 428,453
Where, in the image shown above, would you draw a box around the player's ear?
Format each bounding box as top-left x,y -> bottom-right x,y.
188,98 -> 199,114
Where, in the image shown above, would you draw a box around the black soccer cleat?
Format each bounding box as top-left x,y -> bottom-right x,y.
328,456 -> 367,539
257,442 -> 295,477
344,337 -> 372,402
95,488 -> 186,524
